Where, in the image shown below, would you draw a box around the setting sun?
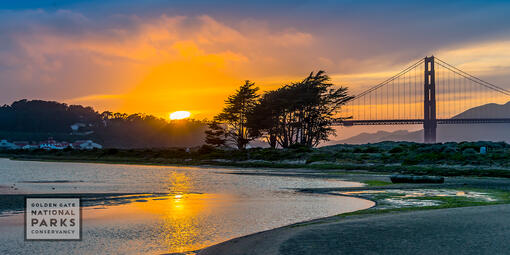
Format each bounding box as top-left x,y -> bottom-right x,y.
170,111 -> 191,120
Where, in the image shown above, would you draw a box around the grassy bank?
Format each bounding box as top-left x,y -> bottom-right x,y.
339,188 -> 510,217
2,141 -> 510,178
4,153 -> 510,179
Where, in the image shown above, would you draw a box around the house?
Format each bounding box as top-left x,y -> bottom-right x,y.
39,138 -> 70,150
22,144 -> 39,150
13,141 -> 38,150
0,138 -> 102,150
73,140 -> 102,150
0,139 -> 18,150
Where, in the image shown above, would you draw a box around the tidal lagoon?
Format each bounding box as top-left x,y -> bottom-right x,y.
0,158 -> 373,254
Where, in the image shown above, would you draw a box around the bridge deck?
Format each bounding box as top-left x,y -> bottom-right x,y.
338,118 -> 510,126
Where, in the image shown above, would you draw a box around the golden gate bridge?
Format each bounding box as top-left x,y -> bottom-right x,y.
338,56 -> 510,143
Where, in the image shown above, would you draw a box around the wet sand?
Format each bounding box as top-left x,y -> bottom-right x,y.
199,204 -> 510,255
198,176 -> 510,255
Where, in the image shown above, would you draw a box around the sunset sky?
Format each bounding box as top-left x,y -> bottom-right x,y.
1,0 -> 510,124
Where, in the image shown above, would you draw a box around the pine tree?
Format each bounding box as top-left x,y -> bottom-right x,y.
216,80 -> 260,149
204,121 -> 226,147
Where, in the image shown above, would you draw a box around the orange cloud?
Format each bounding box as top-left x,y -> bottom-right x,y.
5,13 -> 322,118
3,10 -> 510,122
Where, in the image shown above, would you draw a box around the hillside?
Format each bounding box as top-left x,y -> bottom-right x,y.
0,100 -> 207,148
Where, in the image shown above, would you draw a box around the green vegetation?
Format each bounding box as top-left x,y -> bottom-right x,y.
340,188 -> 510,217
362,180 -> 393,186
215,80 -> 260,150
2,141 -> 510,178
288,188 -> 510,228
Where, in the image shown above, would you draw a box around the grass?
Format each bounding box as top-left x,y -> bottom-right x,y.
289,188 -> 510,229
339,188 -> 510,217
6,154 -> 510,179
361,180 -> 393,186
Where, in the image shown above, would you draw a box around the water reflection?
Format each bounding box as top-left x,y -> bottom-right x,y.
0,160 -> 373,254
161,194 -> 211,252
82,193 -> 234,253
167,171 -> 193,194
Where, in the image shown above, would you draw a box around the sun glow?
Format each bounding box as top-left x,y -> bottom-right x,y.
170,111 -> 191,120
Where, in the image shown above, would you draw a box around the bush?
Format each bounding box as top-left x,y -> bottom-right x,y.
363,146 -> 380,153
442,146 -> 458,154
416,144 -> 444,153
306,152 -> 334,163
463,148 -> 477,155
289,144 -> 313,153
197,145 -> 215,154
389,146 -> 404,154
403,157 -> 420,165
104,148 -> 119,155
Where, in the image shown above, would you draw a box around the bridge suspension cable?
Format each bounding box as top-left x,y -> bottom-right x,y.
342,56 -> 510,123
434,57 -> 510,96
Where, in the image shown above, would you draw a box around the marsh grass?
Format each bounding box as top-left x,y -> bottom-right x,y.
362,180 -> 393,186
339,188 -> 510,217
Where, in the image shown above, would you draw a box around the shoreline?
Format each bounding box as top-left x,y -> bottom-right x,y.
4,154 -> 510,179
197,183 -> 510,255
195,176 -> 510,255
4,157 -> 510,254
197,204 -> 510,255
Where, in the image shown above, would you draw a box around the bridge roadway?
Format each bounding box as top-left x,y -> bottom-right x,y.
337,118 -> 510,126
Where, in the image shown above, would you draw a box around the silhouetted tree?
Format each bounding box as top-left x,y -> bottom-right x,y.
247,90 -> 281,149
0,99 -> 208,148
248,71 -> 353,148
204,121 -> 226,147
216,80 -> 260,149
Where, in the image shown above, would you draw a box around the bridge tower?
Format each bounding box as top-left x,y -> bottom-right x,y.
424,56 -> 437,143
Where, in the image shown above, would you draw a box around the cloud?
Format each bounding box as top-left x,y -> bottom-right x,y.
1,1 -> 510,119
0,10 -> 320,117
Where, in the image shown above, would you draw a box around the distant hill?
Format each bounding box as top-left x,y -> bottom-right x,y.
0,99 -> 207,148
454,102 -> 510,119
334,130 -> 423,144
331,101 -> 510,144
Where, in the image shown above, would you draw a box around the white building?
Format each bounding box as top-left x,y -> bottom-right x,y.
73,140 -> 102,150
0,139 -> 18,150
39,138 -> 70,150
22,144 -> 38,150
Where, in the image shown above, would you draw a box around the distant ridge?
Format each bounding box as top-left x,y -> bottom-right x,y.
334,130 -> 422,144
331,101 -> 510,144
453,101 -> 510,119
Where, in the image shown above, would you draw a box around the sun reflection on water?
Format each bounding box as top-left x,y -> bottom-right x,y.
82,170 -> 234,253
167,171 -> 193,194
84,192 -> 232,253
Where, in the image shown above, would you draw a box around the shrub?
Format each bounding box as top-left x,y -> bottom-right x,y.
389,146 -> 404,154
105,148 -> 119,155
289,144 -> 313,153
442,146 -> 458,154
403,157 -> 420,165
197,145 -> 215,154
462,148 -> 477,155
306,152 -> 334,163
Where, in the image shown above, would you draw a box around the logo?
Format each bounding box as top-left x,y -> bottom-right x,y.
25,198 -> 81,240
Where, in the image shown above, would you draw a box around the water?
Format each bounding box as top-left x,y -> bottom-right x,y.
0,158 -> 373,254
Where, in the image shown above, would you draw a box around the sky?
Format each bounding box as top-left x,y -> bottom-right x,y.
1,0 -> 510,125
